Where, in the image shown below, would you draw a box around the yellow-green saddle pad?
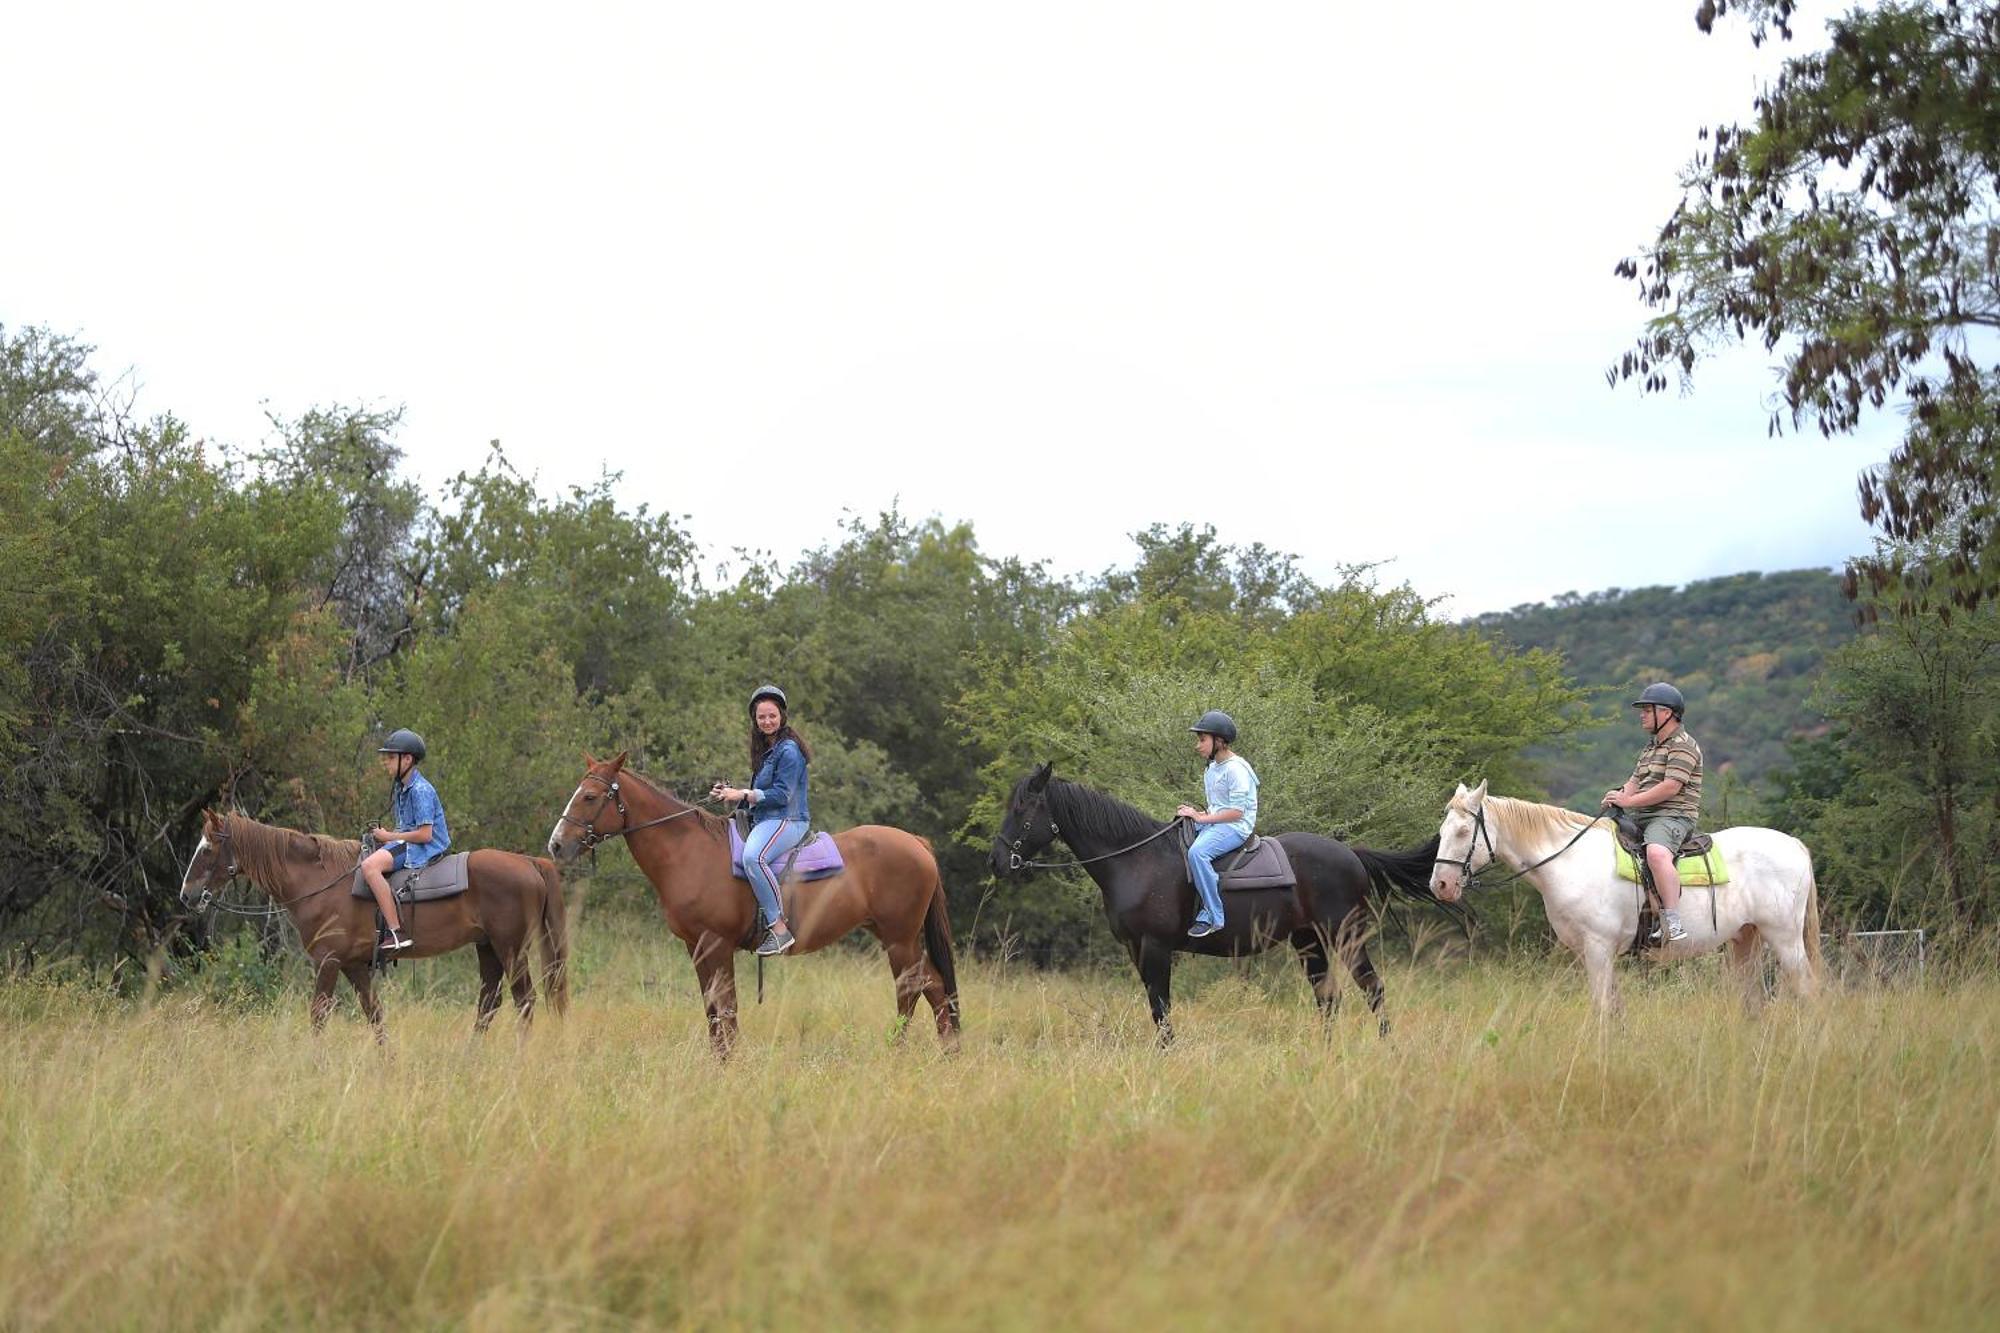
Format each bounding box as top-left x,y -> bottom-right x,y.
1614,842 -> 1730,886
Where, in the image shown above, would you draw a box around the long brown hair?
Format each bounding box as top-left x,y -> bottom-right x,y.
749,706 -> 812,772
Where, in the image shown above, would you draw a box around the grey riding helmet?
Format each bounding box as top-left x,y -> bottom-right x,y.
1630,682 -> 1685,720
1189,710 -> 1238,744
377,728 -> 427,761
749,684 -> 788,714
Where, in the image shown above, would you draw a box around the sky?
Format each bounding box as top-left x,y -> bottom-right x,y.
2,2 -> 1895,615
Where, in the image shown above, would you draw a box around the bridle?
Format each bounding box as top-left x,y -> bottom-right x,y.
555,772 -> 712,852
1000,806 -> 1188,872
1432,800 -> 1604,891
185,823 -> 359,915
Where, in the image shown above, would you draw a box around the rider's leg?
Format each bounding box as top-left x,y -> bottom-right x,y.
743,818 -> 805,937
1645,844 -> 1683,911
1187,822 -> 1248,929
1642,815 -> 1693,941
361,846 -> 403,932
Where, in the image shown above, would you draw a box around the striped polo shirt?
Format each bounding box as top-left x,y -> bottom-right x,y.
1627,728 -> 1702,820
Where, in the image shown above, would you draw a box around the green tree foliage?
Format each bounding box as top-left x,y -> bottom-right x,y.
960,526 -> 1584,962
1767,552 -> 2000,935
1475,569 -> 1858,811
1618,1 -> 2000,615
1,332 -> 1586,976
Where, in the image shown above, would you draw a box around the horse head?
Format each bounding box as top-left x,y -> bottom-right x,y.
1429,780 -> 1491,903
991,761 -> 1059,875
179,809 -> 238,910
547,751 -> 630,865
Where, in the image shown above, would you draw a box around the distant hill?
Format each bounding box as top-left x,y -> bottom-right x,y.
1471,569 -> 1858,817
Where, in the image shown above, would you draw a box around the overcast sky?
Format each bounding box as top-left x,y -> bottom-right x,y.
3,2 -> 1894,615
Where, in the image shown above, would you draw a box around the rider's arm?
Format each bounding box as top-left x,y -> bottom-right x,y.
1621,778 -> 1684,809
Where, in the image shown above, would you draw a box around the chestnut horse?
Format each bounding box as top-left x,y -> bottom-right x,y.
546,752 -> 960,1056
179,809 -> 570,1038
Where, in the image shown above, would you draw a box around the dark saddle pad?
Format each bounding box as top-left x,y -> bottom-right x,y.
1176,824 -> 1297,891
350,851 -> 472,903
728,820 -> 845,883
1609,813 -> 1714,860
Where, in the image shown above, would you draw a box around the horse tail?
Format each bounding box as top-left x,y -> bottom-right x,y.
921,855 -> 961,1030
1351,835 -> 1474,932
1801,850 -> 1825,990
536,856 -> 571,1016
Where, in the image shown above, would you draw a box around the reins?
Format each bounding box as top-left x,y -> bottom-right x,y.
191,824 -> 364,915
1007,816 -> 1189,871
1434,802 -> 1605,890
555,772 -> 721,851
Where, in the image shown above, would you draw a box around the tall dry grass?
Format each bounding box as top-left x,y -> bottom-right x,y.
3,928 -> 1995,1330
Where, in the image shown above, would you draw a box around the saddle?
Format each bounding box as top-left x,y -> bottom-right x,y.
1176,824 -> 1297,891
728,814 -> 845,884
349,850 -> 473,903
1608,814 -> 1727,885
1607,814 -> 1721,953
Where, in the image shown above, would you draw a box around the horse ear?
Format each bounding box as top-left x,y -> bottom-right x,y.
609,750 -> 628,773
582,750 -> 597,767
1029,761 -> 1052,791
1472,779 -> 1489,802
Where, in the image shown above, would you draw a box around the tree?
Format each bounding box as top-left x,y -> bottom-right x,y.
1617,1 -> 2000,615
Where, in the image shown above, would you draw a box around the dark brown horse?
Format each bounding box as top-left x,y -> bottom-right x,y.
545,752 -> 960,1056
179,809 -> 570,1038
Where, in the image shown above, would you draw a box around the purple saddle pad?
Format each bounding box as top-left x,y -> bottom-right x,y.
728,823 -> 845,882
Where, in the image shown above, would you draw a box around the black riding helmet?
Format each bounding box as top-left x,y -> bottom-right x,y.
1630,682 -> 1685,721
1189,710 -> 1238,744
377,728 -> 427,762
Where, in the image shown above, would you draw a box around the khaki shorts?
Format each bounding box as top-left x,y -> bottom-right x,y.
1639,813 -> 1697,852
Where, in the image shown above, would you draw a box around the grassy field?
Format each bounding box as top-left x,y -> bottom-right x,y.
4,923 -> 1996,1331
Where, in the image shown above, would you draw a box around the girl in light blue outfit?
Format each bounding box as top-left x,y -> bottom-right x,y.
711,684 -> 811,956
1176,710 -> 1258,939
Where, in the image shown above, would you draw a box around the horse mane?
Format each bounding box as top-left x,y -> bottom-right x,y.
1455,791 -> 1606,849
610,766 -> 730,844
1046,779 -> 1170,850
224,812 -> 363,886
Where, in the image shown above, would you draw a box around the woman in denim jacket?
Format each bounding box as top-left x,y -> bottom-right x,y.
711,684 -> 811,956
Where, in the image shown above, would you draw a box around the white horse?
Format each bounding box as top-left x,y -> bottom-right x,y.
1427,782 -> 1823,1014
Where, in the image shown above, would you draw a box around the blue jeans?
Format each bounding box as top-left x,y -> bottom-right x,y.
743,818 -> 808,924
1187,822 -> 1250,926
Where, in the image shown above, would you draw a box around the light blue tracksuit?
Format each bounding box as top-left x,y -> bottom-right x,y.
1188,754 -> 1258,928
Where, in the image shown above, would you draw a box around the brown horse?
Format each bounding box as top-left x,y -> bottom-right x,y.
179,809 -> 570,1039
545,752 -> 960,1056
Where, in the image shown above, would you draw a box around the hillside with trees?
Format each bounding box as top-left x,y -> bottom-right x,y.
1473,570 -> 1859,817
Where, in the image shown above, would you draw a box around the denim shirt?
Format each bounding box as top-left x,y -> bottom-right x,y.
748,738 -> 810,825
1204,755 -> 1259,834
392,770 -> 450,869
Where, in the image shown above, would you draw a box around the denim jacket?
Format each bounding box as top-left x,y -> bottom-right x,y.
391,770 -> 451,869
748,738 -> 810,825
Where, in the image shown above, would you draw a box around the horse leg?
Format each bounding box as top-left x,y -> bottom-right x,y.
308,954 -> 342,1032
690,934 -> 740,1059
883,938 -> 926,1044
1128,938 -> 1175,1047
1725,924 -> 1766,1017
343,962 -> 388,1046
1581,939 -> 1622,1018
473,941 -> 505,1035
1291,928 -> 1338,1022
1768,927 -> 1818,1001
1334,909 -> 1389,1038
507,947 -> 537,1028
